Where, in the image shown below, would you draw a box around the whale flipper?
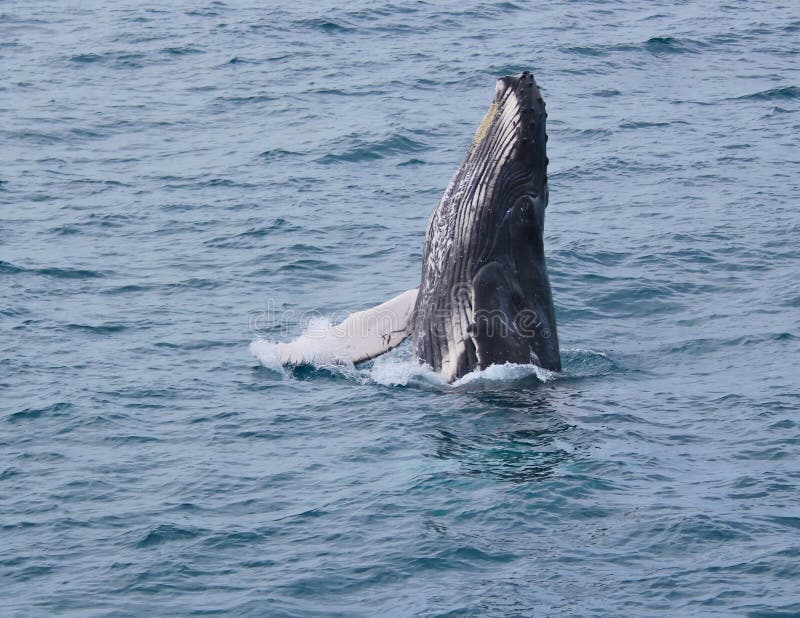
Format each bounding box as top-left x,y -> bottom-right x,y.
276,288 -> 418,366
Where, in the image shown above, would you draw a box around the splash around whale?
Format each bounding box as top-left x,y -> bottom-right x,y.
252,72 -> 561,384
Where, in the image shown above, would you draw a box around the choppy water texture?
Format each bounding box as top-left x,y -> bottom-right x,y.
2,1 -> 799,616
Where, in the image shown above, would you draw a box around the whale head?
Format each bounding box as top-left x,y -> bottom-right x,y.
413,72 -> 560,382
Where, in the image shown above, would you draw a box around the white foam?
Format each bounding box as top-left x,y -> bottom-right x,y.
249,338 -> 284,370
251,329 -> 559,388
564,347 -> 608,358
451,362 -> 559,387
367,354 -> 446,387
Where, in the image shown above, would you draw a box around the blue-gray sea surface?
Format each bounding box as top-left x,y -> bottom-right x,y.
2,1 -> 799,616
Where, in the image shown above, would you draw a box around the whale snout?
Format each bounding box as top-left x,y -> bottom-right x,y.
496,71 -> 538,105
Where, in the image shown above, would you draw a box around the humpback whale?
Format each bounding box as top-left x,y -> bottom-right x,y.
273,72 -> 560,383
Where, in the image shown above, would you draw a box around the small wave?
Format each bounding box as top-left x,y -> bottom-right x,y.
5,129 -> 61,145
644,36 -> 706,54
276,258 -> 342,273
560,348 -> 618,378
295,18 -> 354,33
317,133 -> 427,164
0,468 -> 19,481
216,93 -> 276,105
186,7 -> 221,17
137,523 -> 201,548
202,530 -> 266,550
70,53 -> 103,63
312,85 -> 389,97
155,339 -> 238,352
64,323 -> 127,335
100,284 -> 151,295
50,213 -> 134,236
259,148 -> 302,162
0,261 -> 23,275
567,37 -> 704,58
398,158 -> 426,166
69,51 -> 146,68
564,46 -> 607,57
594,89 -> 621,97
105,434 -> 160,445
560,127 -> 612,141
161,46 -> 203,55
737,86 -> 800,101
0,261 -> 105,279
7,402 -> 73,423
205,219 -> 300,248
164,277 -> 220,290
618,120 -> 674,130
0,307 -> 29,317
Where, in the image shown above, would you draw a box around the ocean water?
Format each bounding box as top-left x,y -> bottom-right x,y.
2,1 -> 799,615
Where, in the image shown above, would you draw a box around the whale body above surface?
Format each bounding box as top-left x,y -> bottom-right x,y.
273,72 -> 560,383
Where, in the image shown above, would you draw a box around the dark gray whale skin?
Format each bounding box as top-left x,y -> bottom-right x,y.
412,72 -> 560,382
